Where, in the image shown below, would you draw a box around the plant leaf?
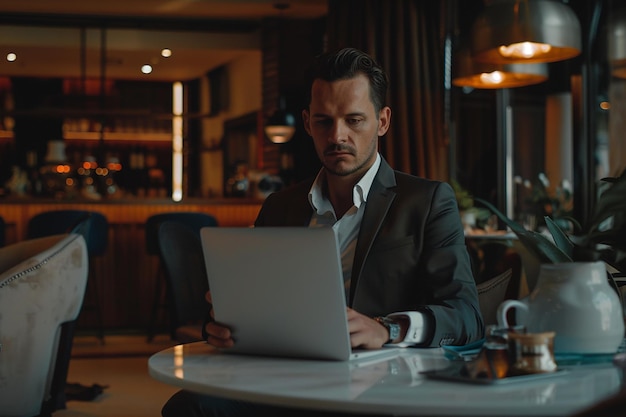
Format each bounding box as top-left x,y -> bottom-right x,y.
475,197 -> 572,264
545,216 -> 575,258
474,198 -> 525,234
585,172 -> 626,251
515,230 -> 573,264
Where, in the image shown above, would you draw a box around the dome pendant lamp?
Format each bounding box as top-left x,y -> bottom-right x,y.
471,0 -> 582,64
452,66 -> 548,89
264,111 -> 296,143
264,96 -> 296,144
452,47 -> 548,89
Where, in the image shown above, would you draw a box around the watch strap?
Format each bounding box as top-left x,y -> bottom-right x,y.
375,316 -> 401,344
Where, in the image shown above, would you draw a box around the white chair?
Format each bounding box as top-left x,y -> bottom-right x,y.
0,233 -> 88,417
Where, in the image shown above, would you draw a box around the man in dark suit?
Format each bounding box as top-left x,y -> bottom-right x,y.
162,47 -> 483,417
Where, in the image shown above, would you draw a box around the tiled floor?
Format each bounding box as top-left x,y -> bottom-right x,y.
54,333 -> 181,417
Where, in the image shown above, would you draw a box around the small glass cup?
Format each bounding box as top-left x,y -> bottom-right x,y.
507,331 -> 558,376
463,325 -> 526,380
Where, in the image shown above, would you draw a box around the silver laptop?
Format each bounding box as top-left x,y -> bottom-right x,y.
200,226 -> 399,361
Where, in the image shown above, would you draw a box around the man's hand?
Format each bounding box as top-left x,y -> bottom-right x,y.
346,307 -> 391,349
204,291 -> 234,348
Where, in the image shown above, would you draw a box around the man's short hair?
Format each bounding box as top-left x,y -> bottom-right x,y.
306,47 -> 389,114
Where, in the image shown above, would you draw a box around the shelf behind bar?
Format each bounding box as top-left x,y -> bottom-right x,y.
64,131 -> 172,142
0,130 -> 172,142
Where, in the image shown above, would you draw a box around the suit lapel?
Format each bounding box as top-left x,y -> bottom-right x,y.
348,158 -> 397,304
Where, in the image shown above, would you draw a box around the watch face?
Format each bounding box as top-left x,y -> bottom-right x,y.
389,323 -> 400,340
376,316 -> 400,343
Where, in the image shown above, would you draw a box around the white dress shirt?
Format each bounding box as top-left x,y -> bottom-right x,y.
307,153 -> 426,345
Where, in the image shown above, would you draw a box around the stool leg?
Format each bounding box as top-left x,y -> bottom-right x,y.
147,264 -> 166,342
84,260 -> 105,344
90,261 -> 106,344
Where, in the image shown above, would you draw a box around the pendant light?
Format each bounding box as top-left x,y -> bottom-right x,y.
453,47 -> 548,89
263,3 -> 296,144
471,0 -> 582,64
452,68 -> 547,89
264,96 -> 296,144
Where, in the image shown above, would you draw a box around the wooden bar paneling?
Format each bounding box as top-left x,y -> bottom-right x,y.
0,198 -> 262,333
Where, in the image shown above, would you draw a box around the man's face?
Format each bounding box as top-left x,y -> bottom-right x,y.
303,74 -> 391,179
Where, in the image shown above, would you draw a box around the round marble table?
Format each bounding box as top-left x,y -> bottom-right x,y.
148,341 -> 623,416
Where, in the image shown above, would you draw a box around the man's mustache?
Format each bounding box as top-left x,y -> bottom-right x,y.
323,145 -> 355,155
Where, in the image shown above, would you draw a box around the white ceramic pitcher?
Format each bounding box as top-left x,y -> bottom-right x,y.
497,261 -> 624,354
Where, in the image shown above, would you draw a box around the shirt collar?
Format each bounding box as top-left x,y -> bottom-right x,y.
308,153 -> 381,214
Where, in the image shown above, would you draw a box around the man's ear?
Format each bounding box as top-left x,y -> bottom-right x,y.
378,106 -> 391,136
302,109 -> 312,136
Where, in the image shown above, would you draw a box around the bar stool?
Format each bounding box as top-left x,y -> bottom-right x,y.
157,221 -> 209,343
27,209 -> 108,343
145,211 -> 218,342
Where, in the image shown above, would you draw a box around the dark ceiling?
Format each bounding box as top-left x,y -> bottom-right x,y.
0,0 -> 328,81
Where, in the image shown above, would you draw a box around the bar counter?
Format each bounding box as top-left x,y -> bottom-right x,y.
0,197 -> 263,333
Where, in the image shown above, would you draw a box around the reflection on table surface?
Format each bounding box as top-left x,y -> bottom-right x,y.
148,342 -> 624,416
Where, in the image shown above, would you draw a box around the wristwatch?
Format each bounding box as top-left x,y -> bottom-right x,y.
375,316 -> 401,344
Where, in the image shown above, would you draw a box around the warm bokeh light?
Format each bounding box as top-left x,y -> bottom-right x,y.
82,160 -> 97,170
55,164 -> 71,174
161,48 -> 172,58
107,161 -> 123,171
6,52 -> 16,62
141,64 -> 153,74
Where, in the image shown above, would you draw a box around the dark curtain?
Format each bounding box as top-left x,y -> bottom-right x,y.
326,0 -> 449,181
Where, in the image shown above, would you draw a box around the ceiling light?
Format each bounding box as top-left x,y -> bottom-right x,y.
471,0 -> 582,64
264,110 -> 295,143
6,52 -> 16,62
453,47 -> 548,89
498,42 -> 551,59
453,70 -> 547,89
161,48 -> 172,58
265,96 -> 296,143
141,64 -> 153,74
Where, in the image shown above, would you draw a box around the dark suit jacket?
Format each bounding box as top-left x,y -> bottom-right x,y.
255,157 -> 484,347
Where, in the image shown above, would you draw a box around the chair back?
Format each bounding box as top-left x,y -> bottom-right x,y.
157,221 -> 210,336
0,233 -> 88,417
26,210 -> 108,257
145,212 -> 218,256
0,215 -> 5,248
476,268 -> 513,326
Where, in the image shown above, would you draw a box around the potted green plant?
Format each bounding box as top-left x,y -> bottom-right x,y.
515,172 -> 574,232
475,170 -> 626,286
451,179 -> 491,231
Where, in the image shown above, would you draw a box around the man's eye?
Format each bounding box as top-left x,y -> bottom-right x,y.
315,119 -> 332,126
347,118 -> 363,125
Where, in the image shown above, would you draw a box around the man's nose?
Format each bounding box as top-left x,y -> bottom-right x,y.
329,120 -> 348,143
